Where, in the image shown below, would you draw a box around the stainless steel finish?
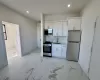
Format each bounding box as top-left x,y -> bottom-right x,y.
43,44 -> 52,46
43,53 -> 52,56
43,42 -> 52,57
67,30 -> 81,62
67,43 -> 80,61
68,30 -> 81,42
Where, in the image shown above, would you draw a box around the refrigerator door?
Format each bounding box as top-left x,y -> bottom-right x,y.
67,42 -> 80,61
68,30 -> 81,42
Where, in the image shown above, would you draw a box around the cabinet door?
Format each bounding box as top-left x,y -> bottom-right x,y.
53,24 -> 58,36
52,44 -> 62,57
56,46 -> 62,57
52,45 -> 57,57
61,45 -> 67,58
45,22 -> 53,29
68,18 -> 81,30
62,22 -> 68,36
57,22 -> 62,36
53,22 -> 62,36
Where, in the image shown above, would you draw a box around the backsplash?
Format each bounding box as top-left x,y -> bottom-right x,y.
45,35 -> 67,44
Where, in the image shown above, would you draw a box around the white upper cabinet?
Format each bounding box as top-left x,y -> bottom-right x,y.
45,22 -> 54,29
62,21 -> 68,36
53,22 -> 62,36
68,18 -> 81,30
53,21 -> 68,36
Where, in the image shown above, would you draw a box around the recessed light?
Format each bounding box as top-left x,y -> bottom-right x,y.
68,4 -> 71,8
26,11 -> 29,14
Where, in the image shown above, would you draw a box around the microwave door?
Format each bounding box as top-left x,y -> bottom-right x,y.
48,29 -> 53,34
48,29 -> 52,33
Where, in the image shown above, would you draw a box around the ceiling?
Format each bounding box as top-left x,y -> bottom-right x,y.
0,0 -> 89,21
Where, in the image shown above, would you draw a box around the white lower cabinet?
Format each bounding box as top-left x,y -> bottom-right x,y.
52,44 -> 62,58
61,45 -> 67,58
52,44 -> 66,58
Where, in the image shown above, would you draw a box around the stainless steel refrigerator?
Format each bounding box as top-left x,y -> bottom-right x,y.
67,30 -> 81,62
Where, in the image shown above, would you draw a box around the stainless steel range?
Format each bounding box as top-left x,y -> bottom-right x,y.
43,41 -> 52,57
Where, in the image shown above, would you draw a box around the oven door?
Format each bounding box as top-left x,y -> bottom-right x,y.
43,45 -> 51,53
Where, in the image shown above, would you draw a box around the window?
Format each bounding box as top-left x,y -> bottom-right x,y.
2,24 -> 7,40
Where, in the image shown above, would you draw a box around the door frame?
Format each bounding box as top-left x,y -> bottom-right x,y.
2,21 -> 22,58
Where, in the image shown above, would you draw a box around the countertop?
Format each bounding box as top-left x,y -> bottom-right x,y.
52,42 -> 67,45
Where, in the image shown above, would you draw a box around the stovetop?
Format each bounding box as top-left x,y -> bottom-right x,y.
44,41 -> 52,44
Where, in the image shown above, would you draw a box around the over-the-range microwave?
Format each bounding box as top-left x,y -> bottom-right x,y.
44,29 -> 53,35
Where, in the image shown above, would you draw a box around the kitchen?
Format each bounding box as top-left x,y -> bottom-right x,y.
43,17 -> 81,61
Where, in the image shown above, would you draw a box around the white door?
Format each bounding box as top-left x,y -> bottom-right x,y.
0,23 -> 8,68
37,23 -> 41,48
89,17 -> 100,80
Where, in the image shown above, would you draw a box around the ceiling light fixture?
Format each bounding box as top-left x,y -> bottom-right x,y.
26,11 -> 29,14
68,4 -> 71,8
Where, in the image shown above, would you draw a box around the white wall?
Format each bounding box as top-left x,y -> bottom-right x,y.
45,14 -> 80,21
79,0 -> 100,78
0,3 -> 37,69
89,17 -> 100,80
37,23 -> 41,48
0,3 -> 37,56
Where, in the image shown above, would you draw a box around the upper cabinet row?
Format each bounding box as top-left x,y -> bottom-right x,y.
45,18 -> 81,36
53,21 -> 68,36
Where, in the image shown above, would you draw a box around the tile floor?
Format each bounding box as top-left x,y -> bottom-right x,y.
6,48 -> 18,59
0,49 -> 89,80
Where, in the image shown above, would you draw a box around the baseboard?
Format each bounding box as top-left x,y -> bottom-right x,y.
21,47 -> 37,56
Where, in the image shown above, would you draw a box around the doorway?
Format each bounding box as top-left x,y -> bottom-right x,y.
2,21 -> 21,60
